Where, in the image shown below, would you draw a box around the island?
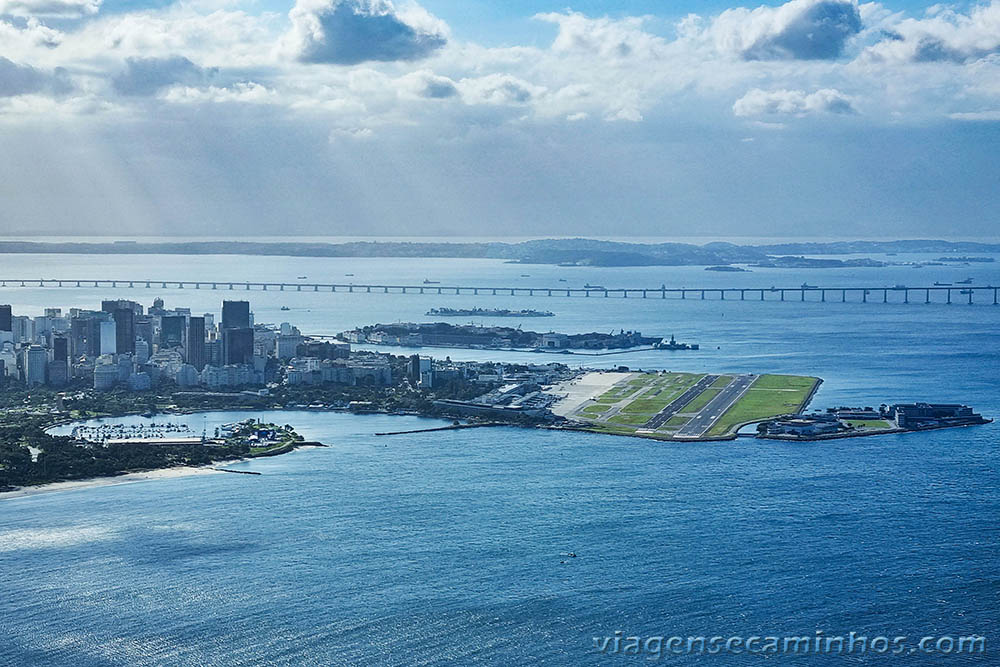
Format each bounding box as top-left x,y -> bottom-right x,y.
426,307 -> 555,317
340,322 -> 694,352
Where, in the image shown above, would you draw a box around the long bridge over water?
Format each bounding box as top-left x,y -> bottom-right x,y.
0,278 -> 997,305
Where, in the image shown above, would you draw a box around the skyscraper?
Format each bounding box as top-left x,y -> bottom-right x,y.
187,316 -> 206,370
222,301 -> 251,331
113,308 -> 135,355
23,345 -> 47,386
0,304 -> 11,332
52,335 -> 68,362
223,327 -> 253,366
100,320 -> 117,355
160,315 -> 186,349
48,336 -> 69,387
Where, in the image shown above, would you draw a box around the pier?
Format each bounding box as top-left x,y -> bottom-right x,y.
0,279 -> 997,305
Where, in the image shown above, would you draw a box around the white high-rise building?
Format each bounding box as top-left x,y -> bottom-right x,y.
100,320 -> 117,355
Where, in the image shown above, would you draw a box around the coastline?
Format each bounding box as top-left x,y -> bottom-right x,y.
0,464 -> 228,501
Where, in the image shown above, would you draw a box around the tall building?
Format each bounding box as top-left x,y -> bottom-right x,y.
135,316 -> 154,350
113,308 -> 135,355
52,335 -> 68,362
160,315 -> 186,349
223,327 -> 254,366
205,339 -> 222,367
87,317 -> 104,356
135,338 -> 150,364
222,301 -> 251,331
23,345 -> 47,386
100,320 -> 117,355
187,316 -> 206,370
0,304 -> 11,332
101,299 -> 142,316
47,335 -> 70,386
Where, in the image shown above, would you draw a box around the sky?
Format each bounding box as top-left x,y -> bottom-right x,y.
0,0 -> 998,239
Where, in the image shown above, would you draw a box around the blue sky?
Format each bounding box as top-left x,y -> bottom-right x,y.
0,0 -> 998,238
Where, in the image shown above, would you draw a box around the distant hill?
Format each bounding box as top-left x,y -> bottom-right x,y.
0,238 -> 997,267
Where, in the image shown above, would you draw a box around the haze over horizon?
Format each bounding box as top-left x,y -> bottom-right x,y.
1,0 -> 998,238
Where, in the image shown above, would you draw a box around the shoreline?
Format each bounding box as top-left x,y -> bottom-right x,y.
0,464 -> 228,501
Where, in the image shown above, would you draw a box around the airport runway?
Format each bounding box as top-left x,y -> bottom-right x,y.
642,375 -> 720,429
674,374 -> 757,438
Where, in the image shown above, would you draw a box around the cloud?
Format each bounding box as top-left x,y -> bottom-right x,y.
733,87 -> 857,116
0,56 -> 70,96
0,0 -> 99,18
457,73 -> 543,106
0,16 -> 63,50
710,0 -> 862,60
398,69 -> 457,99
112,56 -> 217,96
535,11 -> 666,61
286,0 -> 447,65
864,1 -> 1000,63
162,81 -> 274,104
948,109 -> 1000,121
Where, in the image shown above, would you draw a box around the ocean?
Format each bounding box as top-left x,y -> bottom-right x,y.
0,252 -> 997,664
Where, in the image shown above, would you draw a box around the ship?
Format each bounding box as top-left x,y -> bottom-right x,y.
893,284 -> 907,289
934,281 -> 952,286
957,278 -> 974,284
280,306 -> 290,311
297,275 -> 307,279
654,334 -> 699,350
584,283 -> 606,289
423,279 -> 440,284
801,283 -> 818,289
960,289 -> 974,295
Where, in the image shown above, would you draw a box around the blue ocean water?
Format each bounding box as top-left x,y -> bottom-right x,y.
1,253 -> 998,665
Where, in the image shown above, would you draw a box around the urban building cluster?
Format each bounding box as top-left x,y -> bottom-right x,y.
759,403 -> 989,438
0,299 -> 577,397
0,298 -> 376,391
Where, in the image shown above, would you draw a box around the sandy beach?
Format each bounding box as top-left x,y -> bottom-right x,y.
548,371 -> 635,417
0,465 -> 226,501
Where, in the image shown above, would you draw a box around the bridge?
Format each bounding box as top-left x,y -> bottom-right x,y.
0,279 -> 997,304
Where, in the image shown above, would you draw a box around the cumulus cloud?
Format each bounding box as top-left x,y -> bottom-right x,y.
0,0 -> 99,18
733,87 -> 857,116
536,11 -> 666,60
457,73 -> 543,106
286,0 -> 447,65
0,56 -> 69,96
710,0 -> 862,60
112,56 -> 217,96
864,1 -> 1000,63
397,69 -> 457,99
0,17 -> 63,50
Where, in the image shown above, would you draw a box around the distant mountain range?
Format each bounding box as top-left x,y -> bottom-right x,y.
1,238 -> 997,268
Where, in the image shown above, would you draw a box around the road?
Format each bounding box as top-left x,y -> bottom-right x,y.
642,375 -> 719,430
674,374 -> 757,439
